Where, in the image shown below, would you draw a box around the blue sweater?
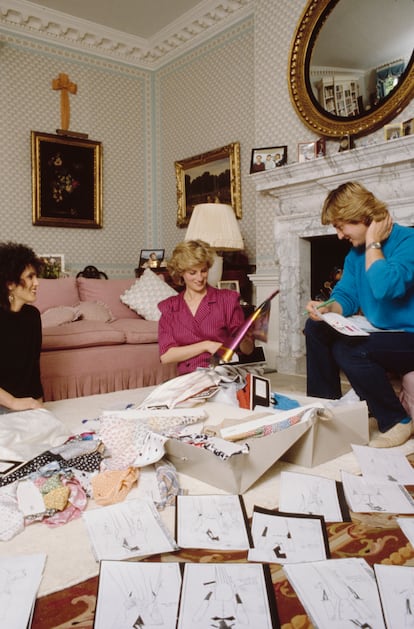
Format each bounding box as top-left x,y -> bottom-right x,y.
331,224 -> 414,332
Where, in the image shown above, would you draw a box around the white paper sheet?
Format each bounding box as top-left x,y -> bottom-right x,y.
352,444 -> 414,484
284,557 -> 385,629
279,470 -> 344,521
248,508 -> 328,563
0,553 -> 46,629
177,563 -> 276,629
341,469 -> 414,514
82,498 -> 178,561
176,494 -> 250,550
94,561 -> 181,629
374,564 -> 414,629
318,312 -> 370,336
397,517 -> 414,547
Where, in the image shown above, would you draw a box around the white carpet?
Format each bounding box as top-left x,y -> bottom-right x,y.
1,386 -> 414,597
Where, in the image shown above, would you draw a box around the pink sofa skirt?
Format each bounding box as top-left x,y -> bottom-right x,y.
41,344 -> 177,401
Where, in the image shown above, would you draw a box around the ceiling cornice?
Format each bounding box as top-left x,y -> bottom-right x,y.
0,0 -> 255,69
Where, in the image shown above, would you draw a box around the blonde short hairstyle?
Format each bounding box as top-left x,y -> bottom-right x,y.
167,240 -> 215,285
321,181 -> 388,226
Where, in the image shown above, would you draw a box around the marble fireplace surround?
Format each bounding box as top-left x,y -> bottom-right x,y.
251,135 -> 414,374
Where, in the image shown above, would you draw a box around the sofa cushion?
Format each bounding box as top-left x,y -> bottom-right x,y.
41,306 -> 81,327
76,278 -> 138,320
42,320 -> 125,351
36,278 -> 79,314
120,269 -> 177,321
76,301 -> 114,322
110,318 -> 159,344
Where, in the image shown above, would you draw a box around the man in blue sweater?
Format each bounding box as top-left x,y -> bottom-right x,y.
304,181 -> 414,447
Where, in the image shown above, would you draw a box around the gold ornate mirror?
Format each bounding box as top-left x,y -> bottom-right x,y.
289,0 -> 414,138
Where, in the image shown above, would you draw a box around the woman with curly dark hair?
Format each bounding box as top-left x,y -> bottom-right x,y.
0,242 -> 44,412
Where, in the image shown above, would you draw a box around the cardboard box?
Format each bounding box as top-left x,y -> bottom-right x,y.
165,396 -> 369,492
282,394 -> 369,468
165,418 -> 309,494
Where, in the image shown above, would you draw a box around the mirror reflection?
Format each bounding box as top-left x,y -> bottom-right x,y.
309,0 -> 413,119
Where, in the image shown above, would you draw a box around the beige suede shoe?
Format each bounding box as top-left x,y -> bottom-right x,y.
369,420 -> 412,448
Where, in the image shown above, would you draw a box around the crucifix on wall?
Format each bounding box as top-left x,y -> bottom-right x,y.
52,72 -> 88,138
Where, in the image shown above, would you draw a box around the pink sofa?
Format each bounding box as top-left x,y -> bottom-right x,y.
36,277 -> 177,401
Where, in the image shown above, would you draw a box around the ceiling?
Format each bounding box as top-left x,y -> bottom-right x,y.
27,0 -> 203,39
3,1 -> 412,71
2,0 -> 253,67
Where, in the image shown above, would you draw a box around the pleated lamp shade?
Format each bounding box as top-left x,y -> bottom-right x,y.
185,203 -> 244,250
185,203 -> 244,286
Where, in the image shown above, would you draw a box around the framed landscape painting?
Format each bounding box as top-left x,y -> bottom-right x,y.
31,131 -> 103,228
175,142 -> 241,227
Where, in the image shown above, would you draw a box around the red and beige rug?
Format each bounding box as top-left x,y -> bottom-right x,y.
32,511 -> 414,629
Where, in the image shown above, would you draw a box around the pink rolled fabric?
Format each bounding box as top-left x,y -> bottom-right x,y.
211,289 -> 279,365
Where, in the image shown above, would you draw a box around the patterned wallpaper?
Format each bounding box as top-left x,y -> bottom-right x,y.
1,1 -> 412,277
154,17 -> 256,263
0,37 -> 151,277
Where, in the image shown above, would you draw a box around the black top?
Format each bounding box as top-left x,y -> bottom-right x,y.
0,304 -> 43,400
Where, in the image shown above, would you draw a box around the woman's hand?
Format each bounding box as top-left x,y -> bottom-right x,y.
205,340 -> 223,355
9,397 -> 43,411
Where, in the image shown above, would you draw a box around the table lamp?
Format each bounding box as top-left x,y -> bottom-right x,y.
185,202 -> 244,286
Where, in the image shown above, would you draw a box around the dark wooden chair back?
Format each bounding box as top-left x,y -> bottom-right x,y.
76,265 -> 108,279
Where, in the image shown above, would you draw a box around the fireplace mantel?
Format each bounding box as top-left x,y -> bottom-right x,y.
251,136 -> 414,374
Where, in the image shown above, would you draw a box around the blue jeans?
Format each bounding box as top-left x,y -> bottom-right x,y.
304,318 -> 414,432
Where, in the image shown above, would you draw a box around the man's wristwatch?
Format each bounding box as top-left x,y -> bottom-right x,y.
366,241 -> 382,250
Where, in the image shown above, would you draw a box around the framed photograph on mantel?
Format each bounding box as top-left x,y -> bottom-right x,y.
31,131 -> 103,228
298,141 -> 317,163
250,145 -> 287,173
175,142 -> 241,227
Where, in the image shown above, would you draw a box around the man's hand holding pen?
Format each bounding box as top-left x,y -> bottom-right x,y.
303,297 -> 341,320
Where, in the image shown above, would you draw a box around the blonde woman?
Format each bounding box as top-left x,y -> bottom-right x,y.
158,240 -> 253,374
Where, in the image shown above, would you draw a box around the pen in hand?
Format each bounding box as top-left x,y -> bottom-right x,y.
302,297 -> 335,316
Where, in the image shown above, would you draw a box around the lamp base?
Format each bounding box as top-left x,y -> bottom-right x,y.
208,253 -> 223,287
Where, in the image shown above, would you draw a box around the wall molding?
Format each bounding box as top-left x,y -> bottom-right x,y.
0,0 -> 254,68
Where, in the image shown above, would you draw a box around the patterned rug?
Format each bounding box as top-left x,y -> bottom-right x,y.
31,511 -> 414,629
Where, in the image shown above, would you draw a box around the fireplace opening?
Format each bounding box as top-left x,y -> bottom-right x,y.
309,235 -> 351,300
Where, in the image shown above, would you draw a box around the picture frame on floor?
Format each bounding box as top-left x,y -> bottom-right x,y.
31,131 -> 103,228
175,142 -> 241,227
